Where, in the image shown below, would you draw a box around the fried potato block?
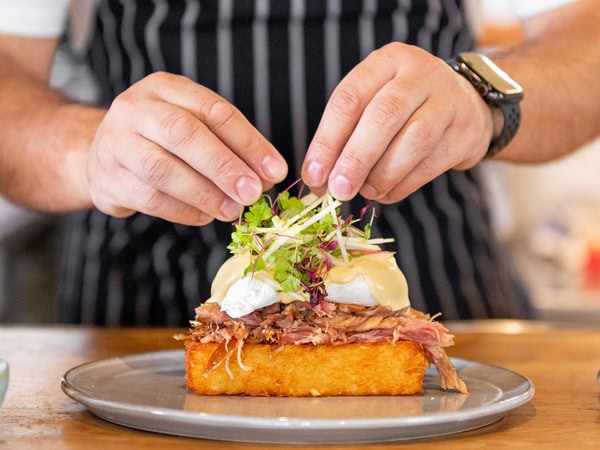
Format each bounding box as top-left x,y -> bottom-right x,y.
185,340 -> 428,396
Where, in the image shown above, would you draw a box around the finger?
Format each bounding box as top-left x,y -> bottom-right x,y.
326,77 -> 429,200
128,98 -> 262,207
373,152 -> 452,204
91,164 -> 216,226
115,137 -> 247,222
358,98 -> 451,200
360,98 -> 467,203
125,182 -> 217,226
303,47 -> 400,191
195,97 -> 288,185
136,73 -> 287,185
366,81 -> 493,203
88,121 -> 245,223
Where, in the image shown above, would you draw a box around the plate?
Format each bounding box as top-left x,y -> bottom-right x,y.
61,350 -> 534,444
0,359 -> 7,405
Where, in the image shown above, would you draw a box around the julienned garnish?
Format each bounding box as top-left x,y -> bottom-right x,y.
176,183 -> 468,397
229,184 -> 393,307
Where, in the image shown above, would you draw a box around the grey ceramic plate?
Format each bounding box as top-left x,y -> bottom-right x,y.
0,359 -> 7,405
61,350 -> 534,444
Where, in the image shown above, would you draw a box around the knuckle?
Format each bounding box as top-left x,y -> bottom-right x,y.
144,71 -> 180,88
339,151 -> 365,173
147,71 -> 170,82
97,203 -> 134,218
211,156 -> 233,179
190,183 -> 215,206
194,193 -> 214,212
366,169 -> 393,194
109,91 -> 135,116
329,87 -> 363,117
201,99 -> 237,130
160,111 -> 196,149
178,204 -> 214,226
205,152 -> 240,181
379,191 -> 402,204
375,192 -> 395,204
140,151 -> 174,187
417,155 -> 439,181
89,172 -> 127,215
244,133 -> 269,154
368,97 -> 402,127
310,134 -> 338,155
403,121 -> 437,156
368,44 -> 396,65
117,72 -> 174,104
90,191 -> 117,215
192,211 -> 215,226
375,41 -> 399,54
138,185 -> 164,213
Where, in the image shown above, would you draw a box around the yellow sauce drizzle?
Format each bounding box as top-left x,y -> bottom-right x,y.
209,251 -> 410,310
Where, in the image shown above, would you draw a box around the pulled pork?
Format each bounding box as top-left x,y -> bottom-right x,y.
178,300 -> 468,394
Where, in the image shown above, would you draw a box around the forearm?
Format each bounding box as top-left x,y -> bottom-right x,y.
491,0 -> 600,163
0,53 -> 105,212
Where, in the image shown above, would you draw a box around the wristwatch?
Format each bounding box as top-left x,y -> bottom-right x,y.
447,52 -> 524,158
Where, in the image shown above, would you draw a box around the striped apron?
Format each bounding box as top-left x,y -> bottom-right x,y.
59,0 -> 530,325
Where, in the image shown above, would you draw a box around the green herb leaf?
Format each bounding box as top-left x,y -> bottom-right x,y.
227,182 -> 394,306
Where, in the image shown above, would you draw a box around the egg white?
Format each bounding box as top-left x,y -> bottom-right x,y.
217,275 -> 378,318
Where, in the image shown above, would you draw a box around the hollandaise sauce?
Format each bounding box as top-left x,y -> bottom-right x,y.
209,251 -> 410,312
326,253 -> 409,310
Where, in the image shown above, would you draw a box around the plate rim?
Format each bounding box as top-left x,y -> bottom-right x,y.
61,349 -> 535,442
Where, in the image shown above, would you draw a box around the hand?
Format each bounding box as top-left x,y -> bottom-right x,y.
301,42 -> 494,203
86,72 -> 287,225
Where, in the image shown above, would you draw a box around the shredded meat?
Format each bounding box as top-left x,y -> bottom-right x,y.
178,300 -> 468,393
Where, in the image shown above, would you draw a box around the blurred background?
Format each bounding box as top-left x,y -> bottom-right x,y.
1,0 -> 599,324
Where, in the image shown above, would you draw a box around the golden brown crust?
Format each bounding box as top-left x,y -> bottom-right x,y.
185,340 -> 428,396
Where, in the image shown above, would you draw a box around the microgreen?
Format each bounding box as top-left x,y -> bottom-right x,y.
228,183 -> 394,306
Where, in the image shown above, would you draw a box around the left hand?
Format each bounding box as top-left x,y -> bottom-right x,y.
301,42 -> 495,203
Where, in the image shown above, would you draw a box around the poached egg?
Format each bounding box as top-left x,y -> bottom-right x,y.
208,251 -> 410,318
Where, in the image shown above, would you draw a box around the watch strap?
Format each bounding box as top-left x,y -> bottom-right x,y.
487,103 -> 521,158
446,54 -> 522,159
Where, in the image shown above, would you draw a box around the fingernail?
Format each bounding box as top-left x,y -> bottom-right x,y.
235,176 -> 261,204
262,155 -> 286,181
330,174 -> 354,200
220,197 -> 242,220
304,161 -> 325,186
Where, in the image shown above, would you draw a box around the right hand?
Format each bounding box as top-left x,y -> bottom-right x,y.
86,72 -> 287,225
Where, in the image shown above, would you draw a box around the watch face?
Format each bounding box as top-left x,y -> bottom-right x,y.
458,53 -> 523,101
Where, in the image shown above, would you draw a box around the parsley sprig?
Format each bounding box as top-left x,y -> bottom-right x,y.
228,184 -> 394,306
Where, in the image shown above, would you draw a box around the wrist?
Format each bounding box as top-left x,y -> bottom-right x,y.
53,103 -> 106,210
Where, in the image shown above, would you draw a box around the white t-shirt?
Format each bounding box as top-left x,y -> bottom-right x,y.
0,0 -> 581,39
513,0 -> 578,19
0,0 -> 70,38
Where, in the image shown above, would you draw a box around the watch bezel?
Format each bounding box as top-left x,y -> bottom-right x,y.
456,52 -> 523,103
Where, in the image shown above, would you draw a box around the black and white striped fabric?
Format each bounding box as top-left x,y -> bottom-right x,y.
59,0 -> 530,325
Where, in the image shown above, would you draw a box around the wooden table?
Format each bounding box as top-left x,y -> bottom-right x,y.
1,321 -> 599,448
